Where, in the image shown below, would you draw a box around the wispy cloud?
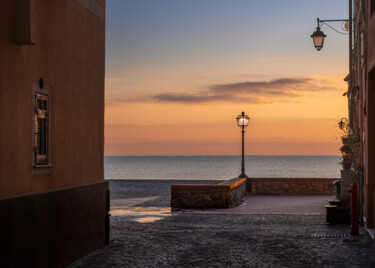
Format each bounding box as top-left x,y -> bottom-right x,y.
210,78 -> 311,95
152,77 -> 339,104
108,77 -> 341,105
153,92 -> 263,103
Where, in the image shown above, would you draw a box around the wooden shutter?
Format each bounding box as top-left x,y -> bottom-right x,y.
34,93 -> 49,165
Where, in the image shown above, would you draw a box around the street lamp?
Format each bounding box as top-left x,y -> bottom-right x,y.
338,117 -> 349,130
236,111 -> 250,178
310,18 -> 349,51
310,1 -> 353,129
311,18 -> 326,51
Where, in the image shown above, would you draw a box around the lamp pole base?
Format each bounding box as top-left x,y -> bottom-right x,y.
238,173 -> 248,178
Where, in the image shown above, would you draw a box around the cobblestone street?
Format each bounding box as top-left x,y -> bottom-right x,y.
70,181 -> 375,267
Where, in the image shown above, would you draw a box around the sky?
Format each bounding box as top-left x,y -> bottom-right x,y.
105,0 -> 350,156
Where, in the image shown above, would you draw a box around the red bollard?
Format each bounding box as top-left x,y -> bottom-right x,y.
349,181 -> 359,235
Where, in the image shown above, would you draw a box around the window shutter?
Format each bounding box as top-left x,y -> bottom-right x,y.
34,93 -> 49,165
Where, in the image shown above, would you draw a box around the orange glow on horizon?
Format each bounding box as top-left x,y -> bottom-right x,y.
105,119 -> 343,156
105,75 -> 347,155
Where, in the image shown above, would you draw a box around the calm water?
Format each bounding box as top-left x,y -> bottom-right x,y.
105,155 -> 341,180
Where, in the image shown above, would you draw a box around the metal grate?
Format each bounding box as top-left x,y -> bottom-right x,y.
34,93 -> 49,165
37,118 -> 47,155
37,99 -> 47,110
310,233 -> 349,238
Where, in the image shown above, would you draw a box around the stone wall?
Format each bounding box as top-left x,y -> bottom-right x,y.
171,178 -> 246,209
227,179 -> 247,206
248,178 -> 337,195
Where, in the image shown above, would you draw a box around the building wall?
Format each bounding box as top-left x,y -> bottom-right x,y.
365,68 -> 375,228
367,2 -> 375,70
0,181 -> 109,267
0,0 -> 108,265
351,0 -> 375,230
363,0 -> 375,230
0,0 -> 105,198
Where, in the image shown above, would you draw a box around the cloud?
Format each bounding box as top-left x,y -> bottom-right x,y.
210,78 -> 311,95
108,77 -> 342,105
153,92 -> 263,104
151,77 -> 340,104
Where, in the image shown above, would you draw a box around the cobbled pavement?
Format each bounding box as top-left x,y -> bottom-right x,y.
70,180 -> 375,268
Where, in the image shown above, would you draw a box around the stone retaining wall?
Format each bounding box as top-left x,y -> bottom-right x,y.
248,178 -> 337,195
171,178 -> 246,209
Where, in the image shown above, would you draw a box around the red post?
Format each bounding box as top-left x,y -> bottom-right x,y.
349,181 -> 359,235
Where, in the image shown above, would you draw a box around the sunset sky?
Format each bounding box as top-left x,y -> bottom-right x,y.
105,0 -> 349,155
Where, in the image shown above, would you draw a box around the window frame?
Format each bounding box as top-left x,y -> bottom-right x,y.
32,83 -> 51,174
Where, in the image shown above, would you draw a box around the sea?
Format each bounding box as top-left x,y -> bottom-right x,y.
105,155 -> 341,181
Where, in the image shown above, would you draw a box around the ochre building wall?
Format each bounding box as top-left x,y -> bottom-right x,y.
0,0 -> 105,198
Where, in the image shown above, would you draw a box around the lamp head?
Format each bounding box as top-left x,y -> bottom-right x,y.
338,118 -> 348,130
338,120 -> 345,130
311,26 -> 326,51
236,111 -> 250,128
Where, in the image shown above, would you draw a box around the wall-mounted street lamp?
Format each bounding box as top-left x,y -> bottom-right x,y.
311,0 -> 353,129
311,18 -> 349,51
338,117 -> 349,130
236,111 -> 250,178
311,18 -> 327,51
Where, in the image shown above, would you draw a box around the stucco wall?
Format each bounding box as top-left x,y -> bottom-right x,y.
0,0 -> 105,198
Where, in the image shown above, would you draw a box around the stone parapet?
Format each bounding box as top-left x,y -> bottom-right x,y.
171,178 -> 246,209
248,178 -> 337,195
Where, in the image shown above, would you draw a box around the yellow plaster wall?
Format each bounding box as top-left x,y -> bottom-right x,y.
0,0 -> 105,198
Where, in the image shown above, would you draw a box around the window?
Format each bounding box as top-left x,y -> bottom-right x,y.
32,83 -> 50,169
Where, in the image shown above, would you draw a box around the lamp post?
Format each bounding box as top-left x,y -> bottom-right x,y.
236,111 -> 250,178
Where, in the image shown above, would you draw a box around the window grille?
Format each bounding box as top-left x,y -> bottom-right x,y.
34,93 -> 49,165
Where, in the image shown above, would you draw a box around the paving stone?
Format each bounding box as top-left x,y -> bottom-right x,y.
69,180 -> 375,268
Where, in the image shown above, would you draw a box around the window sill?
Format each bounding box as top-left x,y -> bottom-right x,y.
32,164 -> 52,175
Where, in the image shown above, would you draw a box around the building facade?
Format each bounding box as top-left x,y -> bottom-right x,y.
349,0 -> 375,237
0,0 -> 109,266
